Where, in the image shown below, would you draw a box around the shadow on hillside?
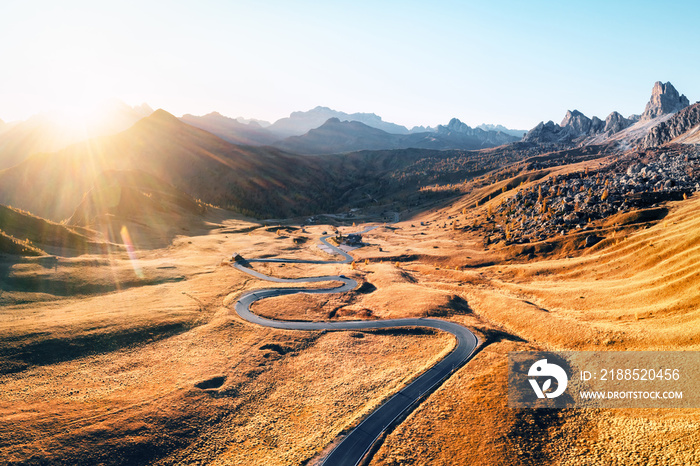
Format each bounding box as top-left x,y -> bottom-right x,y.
0,321 -> 193,375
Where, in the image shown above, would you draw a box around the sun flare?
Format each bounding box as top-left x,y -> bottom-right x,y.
51,101 -> 98,129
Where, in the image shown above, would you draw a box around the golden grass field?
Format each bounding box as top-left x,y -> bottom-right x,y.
3,175 -> 700,464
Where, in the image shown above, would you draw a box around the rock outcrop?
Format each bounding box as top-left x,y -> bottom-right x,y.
641,102 -> 700,147
524,109 -> 616,144
603,111 -> 636,135
640,81 -> 689,121
560,110 -> 604,135
523,120 -> 571,144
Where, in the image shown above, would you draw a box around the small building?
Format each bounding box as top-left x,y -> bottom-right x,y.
345,233 -> 362,246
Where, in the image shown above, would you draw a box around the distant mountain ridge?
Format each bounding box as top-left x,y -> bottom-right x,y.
523,81 -> 688,146
476,123 -> 526,138
180,112 -> 277,145
268,106 -> 412,137
181,106 -> 524,154
273,117 -> 519,154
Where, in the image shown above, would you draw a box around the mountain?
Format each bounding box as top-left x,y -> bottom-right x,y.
274,118 -> 404,154
432,118 -> 519,147
85,100 -> 154,136
235,116 -> 271,127
476,123 -> 526,138
642,102 -> 700,147
523,109 -> 637,144
409,125 -> 436,133
0,108 -> 531,221
267,106 -> 411,137
273,117 -> 519,155
0,100 -> 153,170
602,111 -> 636,134
180,112 -> 278,145
0,110 -> 336,221
640,81 -> 689,121
523,81 -> 689,146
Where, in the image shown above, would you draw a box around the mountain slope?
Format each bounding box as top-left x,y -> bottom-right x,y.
0,101 -> 153,170
180,112 -> 277,145
274,118 -> 404,154
68,170 -> 212,248
0,110 -> 335,221
641,102 -> 700,147
0,204 -> 96,256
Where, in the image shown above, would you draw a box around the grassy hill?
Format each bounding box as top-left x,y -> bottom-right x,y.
0,110 -> 338,221
68,170 -> 215,248
0,204 -> 97,256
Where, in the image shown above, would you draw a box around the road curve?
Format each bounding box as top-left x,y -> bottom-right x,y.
232,226 -> 479,466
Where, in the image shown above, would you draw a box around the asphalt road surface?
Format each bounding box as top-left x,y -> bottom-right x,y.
232,225 -> 479,466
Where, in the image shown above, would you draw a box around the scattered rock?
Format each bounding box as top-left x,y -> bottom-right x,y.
195,376 -> 226,390
585,235 -> 601,248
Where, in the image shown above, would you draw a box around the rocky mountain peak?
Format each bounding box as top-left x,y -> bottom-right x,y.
603,111 -> 631,134
641,81 -> 689,121
443,118 -> 473,133
561,110 -> 591,133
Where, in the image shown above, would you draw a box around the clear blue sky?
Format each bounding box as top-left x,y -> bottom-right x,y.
1,0 -> 698,130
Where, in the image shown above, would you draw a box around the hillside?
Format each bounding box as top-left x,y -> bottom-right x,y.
0,101 -> 153,170
68,170 -> 211,248
0,110 -> 337,221
0,204 -> 98,256
273,118 -> 405,154
180,112 -> 278,145
642,102 -> 700,147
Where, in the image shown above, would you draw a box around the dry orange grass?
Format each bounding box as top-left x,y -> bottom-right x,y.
6,184 -> 700,465
483,195 -> 700,350
364,187 -> 700,465
0,217 -> 458,465
371,338 -> 700,466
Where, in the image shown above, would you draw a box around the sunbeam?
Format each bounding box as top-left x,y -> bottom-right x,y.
120,224 -> 144,279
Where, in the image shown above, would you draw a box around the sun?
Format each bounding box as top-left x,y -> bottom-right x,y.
54,100 -> 98,128
46,80 -> 115,130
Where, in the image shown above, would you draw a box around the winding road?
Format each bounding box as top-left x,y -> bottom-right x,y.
232,225 -> 479,466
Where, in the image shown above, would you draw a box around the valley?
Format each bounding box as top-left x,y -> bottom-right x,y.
1,80 -> 700,465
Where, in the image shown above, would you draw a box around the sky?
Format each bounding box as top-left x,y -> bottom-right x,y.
1,0 -> 699,130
